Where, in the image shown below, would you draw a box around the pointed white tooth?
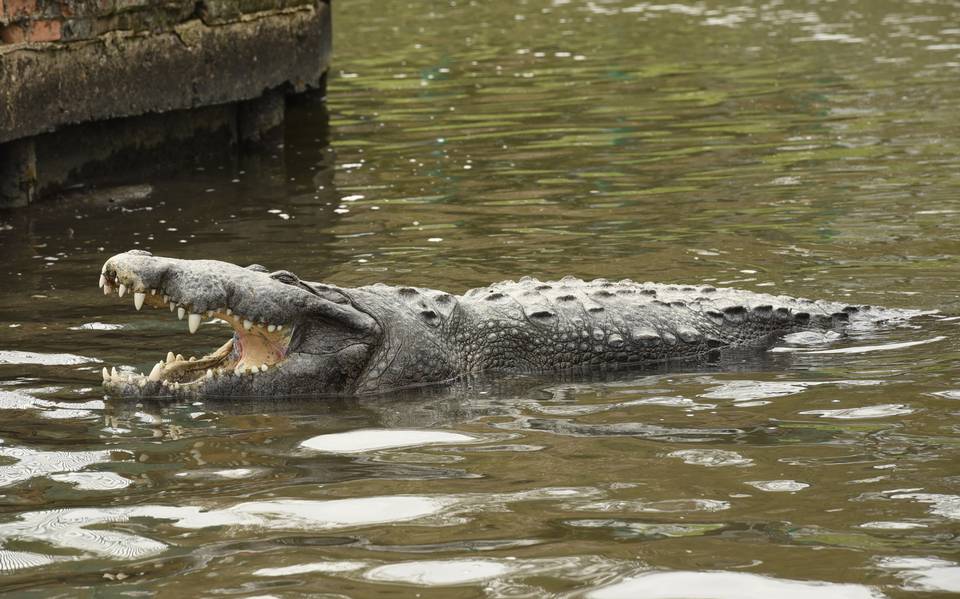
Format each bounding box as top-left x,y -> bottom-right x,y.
139,379 -> 147,388
189,356 -> 196,362
149,362 -> 163,381
188,313 -> 201,334
206,369 -> 213,379
176,353 -> 184,361
243,319 -> 253,331
170,302 -> 176,312
177,307 -> 186,320
118,284 -> 127,297
102,367 -> 109,381
166,351 -> 175,364
260,364 -> 268,372
217,368 -> 224,375
163,295 -> 169,303
151,289 -> 157,295
226,308 -> 232,316
267,324 -> 276,332
234,365 -> 243,376
103,285 -> 111,295
99,274 -> 106,288
111,367 -> 118,379
134,292 -> 145,311
276,325 -> 283,331
172,382 -> 180,390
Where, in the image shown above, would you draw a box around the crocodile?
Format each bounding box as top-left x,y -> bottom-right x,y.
97,250 -> 920,399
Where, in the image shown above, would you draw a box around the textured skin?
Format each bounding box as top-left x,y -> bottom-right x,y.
101,251 -> 918,398
345,277 -> 893,394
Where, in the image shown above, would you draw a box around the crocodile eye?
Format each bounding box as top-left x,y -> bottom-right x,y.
270,270 -> 301,285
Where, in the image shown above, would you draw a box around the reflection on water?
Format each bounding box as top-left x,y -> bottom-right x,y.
2,0 -> 960,595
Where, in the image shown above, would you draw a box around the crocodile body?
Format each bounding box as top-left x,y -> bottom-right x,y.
98,251 -> 916,398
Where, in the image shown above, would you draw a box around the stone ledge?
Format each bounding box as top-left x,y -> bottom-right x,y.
1,2 -> 331,144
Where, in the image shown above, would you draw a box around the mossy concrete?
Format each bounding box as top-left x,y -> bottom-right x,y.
0,1 -> 331,207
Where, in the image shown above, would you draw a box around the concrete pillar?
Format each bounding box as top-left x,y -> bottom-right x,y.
238,88 -> 286,148
0,139 -> 37,207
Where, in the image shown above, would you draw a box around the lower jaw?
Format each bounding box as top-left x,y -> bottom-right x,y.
103,333 -> 291,398
104,363 -> 281,398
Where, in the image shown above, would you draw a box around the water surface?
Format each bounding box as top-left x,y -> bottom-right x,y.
1,0 -> 960,596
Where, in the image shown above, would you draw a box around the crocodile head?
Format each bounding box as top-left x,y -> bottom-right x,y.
98,250 -> 382,398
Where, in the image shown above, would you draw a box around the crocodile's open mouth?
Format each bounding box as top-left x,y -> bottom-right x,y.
98,270 -> 293,393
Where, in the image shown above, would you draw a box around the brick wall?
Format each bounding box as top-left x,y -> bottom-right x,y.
0,0 -> 319,44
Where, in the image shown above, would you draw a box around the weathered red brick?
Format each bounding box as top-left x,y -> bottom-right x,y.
27,19 -> 61,42
1,0 -> 36,19
0,23 -> 25,43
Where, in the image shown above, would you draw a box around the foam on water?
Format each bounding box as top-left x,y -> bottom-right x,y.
364,559 -> 512,585
799,404 -> 914,419
68,322 -> 124,331
700,381 -> 813,400
0,351 -> 101,365
586,570 -> 884,599
773,336 -> 945,355
667,449 -> 753,467
301,428 -> 477,453
877,556 -> 960,593
254,561 -> 368,576
888,492 -> 960,520
0,443 -> 115,488
858,521 -> 926,530
50,471 -> 131,491
745,480 -> 810,492
0,390 -> 103,419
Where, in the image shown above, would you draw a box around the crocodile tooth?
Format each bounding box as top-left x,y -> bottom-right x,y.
226,308 -> 232,316
260,364 -> 268,372
189,356 -> 196,361
118,284 -> 127,297
110,367 -> 118,379
163,295 -> 170,303
139,379 -> 147,388
188,313 -> 201,334
170,302 -> 176,312
176,353 -> 184,361
234,365 -> 243,376
206,369 -> 213,379
177,307 -> 186,320
267,324 -> 276,332
243,319 -> 253,331
166,351 -> 175,364
276,325 -> 283,331
98,274 -> 106,288
148,362 -> 163,381
103,285 -> 111,295
134,292 -> 145,311
102,367 -> 109,381
151,289 -> 157,295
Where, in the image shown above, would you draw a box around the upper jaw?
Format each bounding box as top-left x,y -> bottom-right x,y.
100,250 -> 322,331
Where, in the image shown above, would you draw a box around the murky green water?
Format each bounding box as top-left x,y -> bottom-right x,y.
2,0 -> 960,596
